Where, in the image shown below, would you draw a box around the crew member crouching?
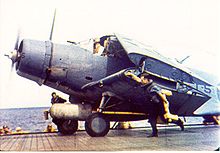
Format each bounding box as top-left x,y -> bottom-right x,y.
125,71 -> 184,137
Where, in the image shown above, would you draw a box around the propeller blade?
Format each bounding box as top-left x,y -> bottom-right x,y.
10,62 -> 14,72
14,29 -> 21,50
49,9 -> 57,41
5,29 -> 21,70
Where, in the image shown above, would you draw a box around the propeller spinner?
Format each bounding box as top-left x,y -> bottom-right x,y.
4,31 -> 21,70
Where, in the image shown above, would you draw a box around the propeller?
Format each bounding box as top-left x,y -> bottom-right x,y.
4,30 -> 21,71
4,8 -> 57,71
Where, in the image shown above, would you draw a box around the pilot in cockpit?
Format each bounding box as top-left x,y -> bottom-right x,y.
93,36 -> 110,56
93,38 -> 104,55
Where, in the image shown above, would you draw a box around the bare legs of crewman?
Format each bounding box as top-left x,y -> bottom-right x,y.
148,114 -> 184,137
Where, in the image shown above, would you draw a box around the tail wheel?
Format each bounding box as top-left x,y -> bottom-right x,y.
57,119 -> 78,135
85,113 -> 110,137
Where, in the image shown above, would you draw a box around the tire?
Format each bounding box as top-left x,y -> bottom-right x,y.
57,120 -> 78,135
85,113 -> 110,137
203,115 -> 219,124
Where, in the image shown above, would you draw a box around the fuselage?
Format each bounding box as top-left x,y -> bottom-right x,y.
16,39 -> 133,99
14,37 -> 220,116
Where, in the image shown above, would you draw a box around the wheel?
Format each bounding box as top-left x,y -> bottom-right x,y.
203,115 -> 219,125
57,119 -> 78,135
85,113 -> 110,137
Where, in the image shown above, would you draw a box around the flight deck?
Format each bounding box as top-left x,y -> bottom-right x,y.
1,124 -> 219,151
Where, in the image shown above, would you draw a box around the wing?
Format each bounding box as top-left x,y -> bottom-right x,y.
115,34 -> 215,89
115,34 -> 220,115
81,66 -> 216,115
81,68 -> 147,104
81,34 -> 218,115
115,34 -> 196,83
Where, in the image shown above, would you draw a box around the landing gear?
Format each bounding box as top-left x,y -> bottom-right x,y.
55,119 -> 78,135
85,92 -> 116,137
203,115 -> 220,125
85,113 -> 110,137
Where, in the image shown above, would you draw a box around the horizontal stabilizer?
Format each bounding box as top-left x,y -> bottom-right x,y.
194,98 -> 220,115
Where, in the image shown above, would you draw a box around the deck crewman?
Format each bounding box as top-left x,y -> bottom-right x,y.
44,124 -> 56,133
0,127 -> 4,135
51,92 -> 66,104
3,125 -> 12,135
125,71 -> 184,137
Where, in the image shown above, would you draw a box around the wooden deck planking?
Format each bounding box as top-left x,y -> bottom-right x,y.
0,135 -> 16,150
30,135 -> 38,151
3,136 -> 18,151
42,134 -> 53,151
48,133 -> 73,151
9,135 -> 23,151
0,125 -> 219,151
61,135 -> 79,151
43,134 -> 54,151
21,135 -> 32,151
44,134 -> 56,151
50,134 -> 68,151
38,134 -> 46,151
0,136 -> 9,150
77,135 -> 97,151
